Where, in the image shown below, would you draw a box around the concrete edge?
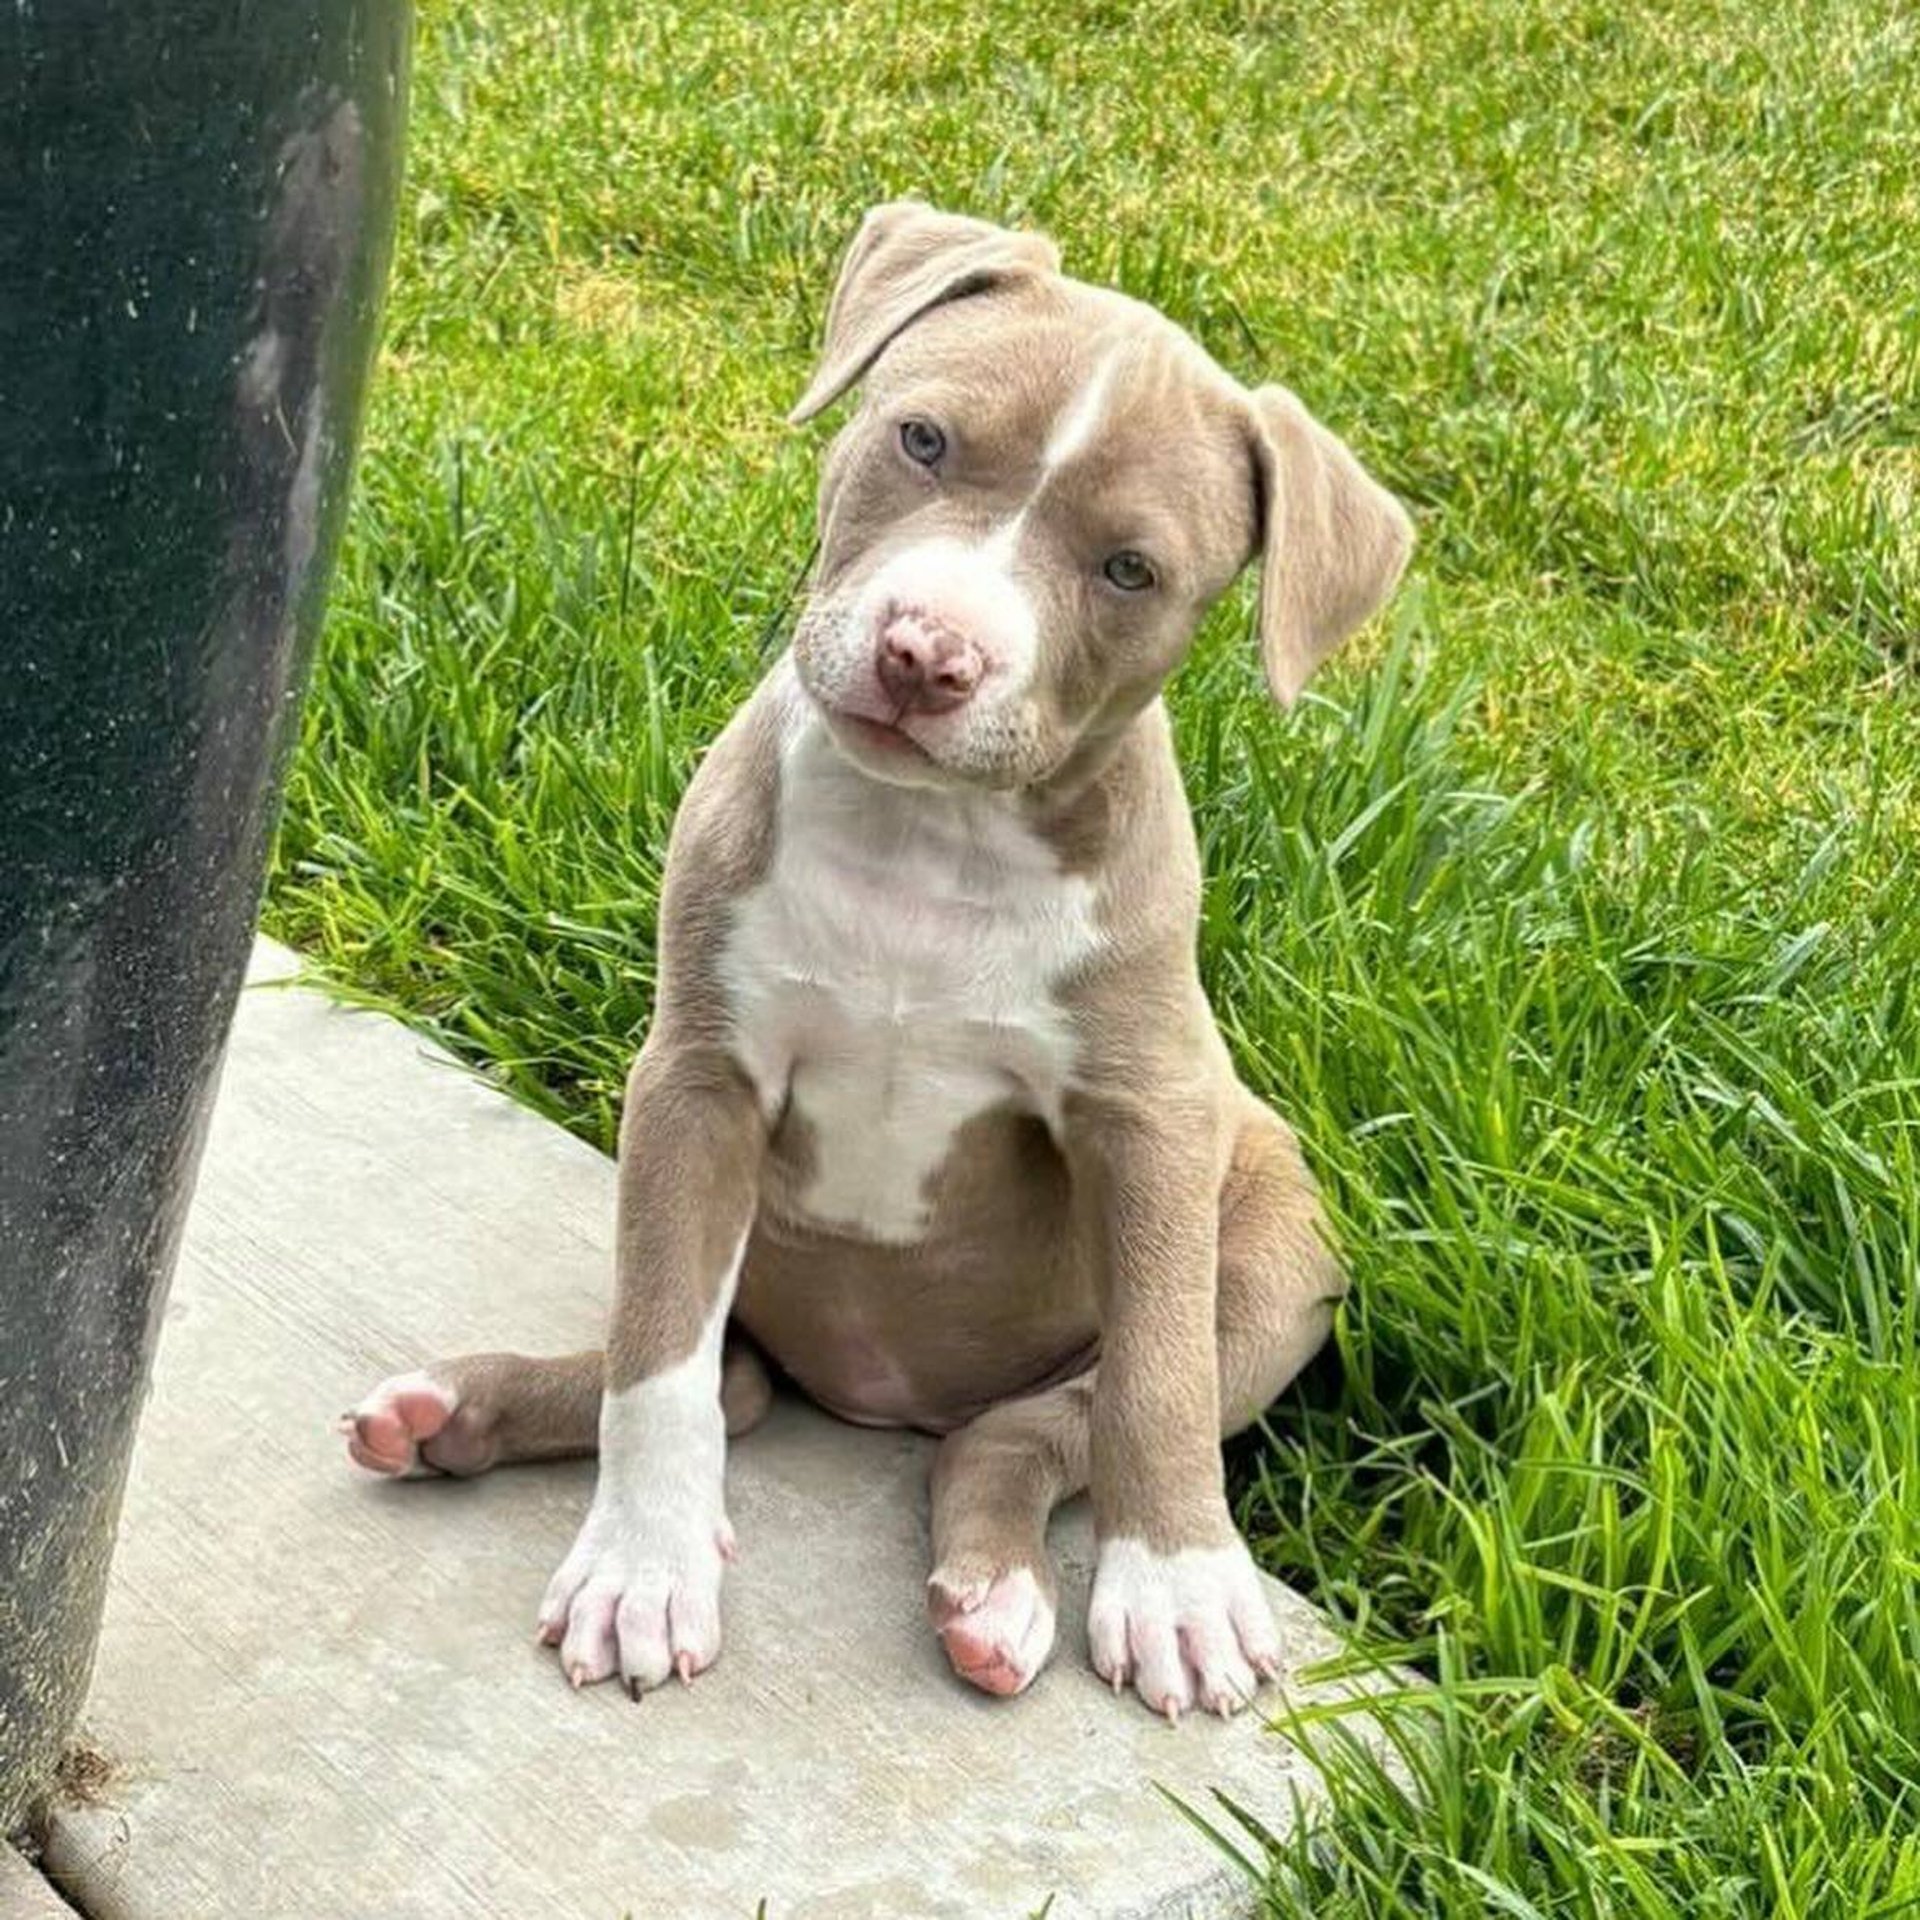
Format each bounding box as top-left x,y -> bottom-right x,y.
2,1840 -> 80,1918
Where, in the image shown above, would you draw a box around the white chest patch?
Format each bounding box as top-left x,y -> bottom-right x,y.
720,677 -> 1100,1243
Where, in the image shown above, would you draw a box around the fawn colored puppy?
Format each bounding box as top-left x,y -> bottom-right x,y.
342,202 -> 1412,1720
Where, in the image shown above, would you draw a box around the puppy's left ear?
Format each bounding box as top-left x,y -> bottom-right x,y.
789,201 -> 1060,424
1248,386 -> 1414,706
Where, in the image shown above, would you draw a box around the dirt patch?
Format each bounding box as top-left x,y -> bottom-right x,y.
53,1742 -> 115,1807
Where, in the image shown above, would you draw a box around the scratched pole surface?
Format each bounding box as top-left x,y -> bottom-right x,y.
0,1 -> 411,1832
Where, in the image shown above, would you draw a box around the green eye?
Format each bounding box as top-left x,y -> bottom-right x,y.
899,418 -> 946,466
1102,549 -> 1156,592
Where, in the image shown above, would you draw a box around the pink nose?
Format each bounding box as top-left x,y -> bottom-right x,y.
875,606 -> 984,715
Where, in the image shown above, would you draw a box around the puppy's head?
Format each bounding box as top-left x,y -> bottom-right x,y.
788,202 -> 1414,791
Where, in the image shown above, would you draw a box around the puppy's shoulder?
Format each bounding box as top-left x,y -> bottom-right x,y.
664,668 -> 792,890
649,669 -> 798,1031
1031,702 -> 1200,947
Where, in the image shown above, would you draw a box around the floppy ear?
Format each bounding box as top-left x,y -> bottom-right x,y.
1248,385 -> 1414,706
788,201 -> 1061,424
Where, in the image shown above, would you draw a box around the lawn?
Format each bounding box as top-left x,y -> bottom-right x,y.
270,0 -> 1920,1909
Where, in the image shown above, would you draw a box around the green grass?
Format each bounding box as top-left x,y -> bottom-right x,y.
270,0 -> 1920,1909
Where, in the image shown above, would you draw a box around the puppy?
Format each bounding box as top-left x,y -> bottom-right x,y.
343,203 -> 1412,1721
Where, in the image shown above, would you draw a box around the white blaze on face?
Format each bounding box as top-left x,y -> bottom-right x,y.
816,345 -> 1132,730
1039,343 -> 1125,474
984,341 -> 1127,564
966,343 -> 1127,702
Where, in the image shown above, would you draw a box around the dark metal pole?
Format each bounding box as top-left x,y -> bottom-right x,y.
0,2 -> 412,1831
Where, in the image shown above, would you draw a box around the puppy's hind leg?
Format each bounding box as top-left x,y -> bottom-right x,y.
719,1329 -> 775,1439
927,1374 -> 1093,1697
341,1350 -> 602,1478
340,1330 -> 776,1479
929,1103 -> 1343,1709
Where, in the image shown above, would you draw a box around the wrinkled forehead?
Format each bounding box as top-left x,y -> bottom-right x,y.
860,280 -> 1259,561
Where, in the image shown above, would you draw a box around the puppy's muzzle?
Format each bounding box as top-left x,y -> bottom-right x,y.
875,602 -> 986,716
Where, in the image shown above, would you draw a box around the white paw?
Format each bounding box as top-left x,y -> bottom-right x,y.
537,1492 -> 734,1697
1087,1538 -> 1282,1720
927,1564 -> 1056,1697
337,1370 -> 460,1477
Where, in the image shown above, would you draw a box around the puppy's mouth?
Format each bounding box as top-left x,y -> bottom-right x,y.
805,687 -> 957,782
824,708 -> 937,765
789,614 -> 961,783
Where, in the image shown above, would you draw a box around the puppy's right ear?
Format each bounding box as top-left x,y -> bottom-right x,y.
788,201 -> 1060,424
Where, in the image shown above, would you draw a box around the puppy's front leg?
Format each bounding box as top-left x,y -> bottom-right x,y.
538,1042 -> 763,1695
1068,1091 -> 1283,1721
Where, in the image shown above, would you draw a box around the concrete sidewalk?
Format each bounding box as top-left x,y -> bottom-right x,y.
3,1842 -> 76,1917
36,942 -> 1389,1919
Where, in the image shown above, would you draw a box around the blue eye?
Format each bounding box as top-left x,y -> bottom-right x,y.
899,418 -> 946,466
1102,549 -> 1156,591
